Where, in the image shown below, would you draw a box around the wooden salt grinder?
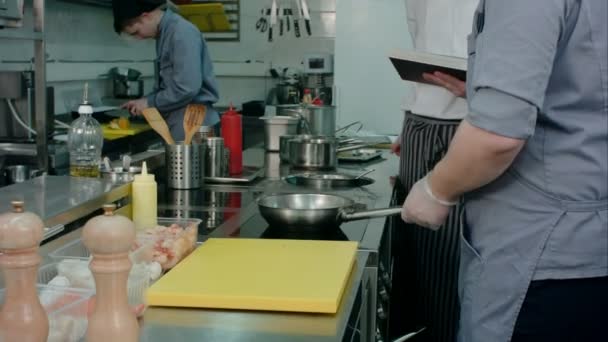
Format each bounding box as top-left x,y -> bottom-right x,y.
0,201 -> 49,342
82,204 -> 138,342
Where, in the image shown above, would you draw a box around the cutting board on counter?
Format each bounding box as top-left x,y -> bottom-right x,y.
102,123 -> 151,140
178,3 -> 231,32
146,238 -> 358,314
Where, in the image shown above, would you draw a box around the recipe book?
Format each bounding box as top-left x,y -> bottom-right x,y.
389,50 -> 467,84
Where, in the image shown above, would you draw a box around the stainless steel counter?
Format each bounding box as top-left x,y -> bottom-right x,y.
0,175 -> 130,229
12,146 -> 399,342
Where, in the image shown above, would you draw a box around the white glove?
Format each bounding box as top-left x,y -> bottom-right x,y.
401,174 -> 457,230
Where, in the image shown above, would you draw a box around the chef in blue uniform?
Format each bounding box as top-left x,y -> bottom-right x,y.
112,0 -> 220,141
401,0 -> 608,341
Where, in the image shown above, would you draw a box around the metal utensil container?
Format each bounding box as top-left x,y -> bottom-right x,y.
166,143 -> 206,189
260,116 -> 299,151
193,125 -> 214,144
288,136 -> 338,170
205,137 -> 228,178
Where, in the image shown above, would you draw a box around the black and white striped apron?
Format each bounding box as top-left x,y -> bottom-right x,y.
391,112 -> 463,342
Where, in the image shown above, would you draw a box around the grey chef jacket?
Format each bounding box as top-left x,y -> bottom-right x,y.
459,0 -> 607,341
146,10 -> 220,141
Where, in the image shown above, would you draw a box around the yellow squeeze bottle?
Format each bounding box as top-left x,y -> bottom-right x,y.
132,162 -> 157,230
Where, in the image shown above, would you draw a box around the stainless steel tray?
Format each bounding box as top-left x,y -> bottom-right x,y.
204,166 -> 263,184
338,149 -> 383,162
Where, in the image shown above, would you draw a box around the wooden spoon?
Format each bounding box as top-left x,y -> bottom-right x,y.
141,108 -> 175,145
183,104 -> 207,145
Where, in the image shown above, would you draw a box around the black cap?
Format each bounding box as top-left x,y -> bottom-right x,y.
112,0 -> 165,33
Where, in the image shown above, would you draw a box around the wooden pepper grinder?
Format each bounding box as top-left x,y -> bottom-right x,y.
0,200 -> 49,342
82,204 -> 138,342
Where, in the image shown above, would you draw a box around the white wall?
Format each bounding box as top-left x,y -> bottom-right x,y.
334,0 -> 412,135
0,0 -> 337,114
207,0 -> 337,107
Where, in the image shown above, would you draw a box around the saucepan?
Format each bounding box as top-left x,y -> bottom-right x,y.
287,136 -> 369,170
257,193 -> 401,229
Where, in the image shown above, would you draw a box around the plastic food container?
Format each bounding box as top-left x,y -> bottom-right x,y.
0,285 -> 93,342
48,237 -> 154,264
134,217 -> 202,270
38,262 -> 151,310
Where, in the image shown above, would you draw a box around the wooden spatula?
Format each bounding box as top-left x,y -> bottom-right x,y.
183,104 -> 207,145
141,108 -> 175,145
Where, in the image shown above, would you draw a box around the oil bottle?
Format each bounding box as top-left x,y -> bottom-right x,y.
68,83 -> 103,177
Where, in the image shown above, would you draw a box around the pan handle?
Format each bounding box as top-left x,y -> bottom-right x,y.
340,207 -> 402,222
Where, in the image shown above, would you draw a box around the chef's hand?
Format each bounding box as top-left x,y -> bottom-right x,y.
423,71 -> 467,98
401,174 -> 457,230
391,134 -> 402,155
121,98 -> 149,116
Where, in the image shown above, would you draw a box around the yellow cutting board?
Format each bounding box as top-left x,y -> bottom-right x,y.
146,238 -> 359,314
102,123 -> 151,140
178,3 -> 231,32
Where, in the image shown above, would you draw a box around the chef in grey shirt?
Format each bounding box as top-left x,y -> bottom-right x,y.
112,0 -> 220,141
401,0 -> 607,341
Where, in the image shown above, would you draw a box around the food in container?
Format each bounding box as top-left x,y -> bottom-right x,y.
134,218 -> 201,270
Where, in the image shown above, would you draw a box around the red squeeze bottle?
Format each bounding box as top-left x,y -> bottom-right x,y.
221,104 -> 243,175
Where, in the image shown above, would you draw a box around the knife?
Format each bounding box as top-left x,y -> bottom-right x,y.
279,5 -> 284,36
301,0 -> 312,36
269,0 -> 278,42
294,0 -> 302,38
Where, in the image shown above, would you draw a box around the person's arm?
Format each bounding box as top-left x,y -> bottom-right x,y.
402,0 -> 568,228
429,120 -> 524,202
147,26 -> 203,113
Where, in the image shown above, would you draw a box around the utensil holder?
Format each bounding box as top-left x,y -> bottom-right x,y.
166,143 -> 206,189
205,137 -> 229,178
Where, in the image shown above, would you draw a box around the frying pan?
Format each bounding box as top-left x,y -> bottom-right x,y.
258,193 -> 401,228
283,173 -> 375,189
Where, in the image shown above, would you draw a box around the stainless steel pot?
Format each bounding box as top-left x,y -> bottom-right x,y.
113,79 -> 144,99
257,193 -> 402,229
288,136 -> 338,170
280,105 -> 336,136
287,135 -> 366,170
260,116 -> 299,152
300,105 -> 336,136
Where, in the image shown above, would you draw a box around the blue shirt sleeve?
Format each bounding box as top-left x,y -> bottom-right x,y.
465,0 -> 569,139
147,25 -> 204,113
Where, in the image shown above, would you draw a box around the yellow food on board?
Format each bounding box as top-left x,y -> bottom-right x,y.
108,118 -> 130,130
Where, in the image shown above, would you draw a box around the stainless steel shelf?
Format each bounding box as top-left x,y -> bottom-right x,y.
0,29 -> 43,41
